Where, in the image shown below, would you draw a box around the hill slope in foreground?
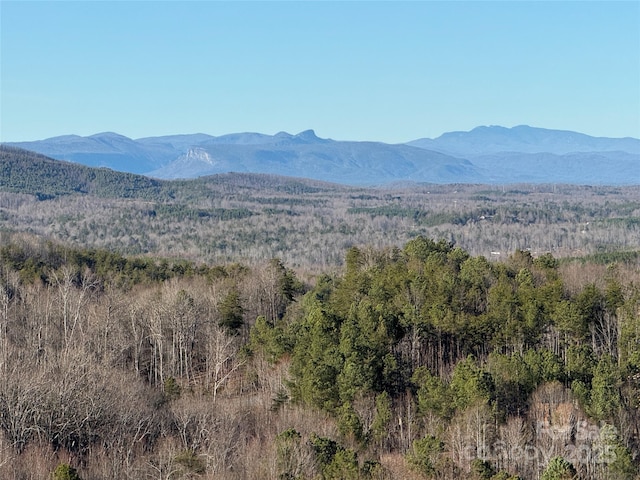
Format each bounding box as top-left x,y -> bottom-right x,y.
5,125 -> 639,185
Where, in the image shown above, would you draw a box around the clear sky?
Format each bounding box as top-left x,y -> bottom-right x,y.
1,1 -> 639,143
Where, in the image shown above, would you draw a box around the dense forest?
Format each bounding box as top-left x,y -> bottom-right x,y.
0,146 -> 639,478
0,234 -> 638,479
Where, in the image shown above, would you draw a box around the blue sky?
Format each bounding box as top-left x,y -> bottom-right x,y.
1,1 -> 639,143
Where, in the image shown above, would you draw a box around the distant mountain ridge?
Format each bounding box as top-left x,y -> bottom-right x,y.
5,125 -> 639,185
407,125 -> 640,156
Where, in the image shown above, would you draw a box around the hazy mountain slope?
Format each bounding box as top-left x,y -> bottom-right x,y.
407,125 -> 640,156
148,137 -> 478,184
472,150 -> 640,185
5,126 -> 639,185
7,132 -> 179,174
202,130 -> 330,146
5,130 -> 333,175
135,133 -> 215,150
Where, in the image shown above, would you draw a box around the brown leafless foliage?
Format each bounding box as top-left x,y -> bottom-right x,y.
0,179 -> 638,478
1,182 -> 638,271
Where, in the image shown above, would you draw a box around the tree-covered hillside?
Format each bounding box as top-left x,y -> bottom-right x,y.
0,236 -> 637,479
0,146 -> 167,199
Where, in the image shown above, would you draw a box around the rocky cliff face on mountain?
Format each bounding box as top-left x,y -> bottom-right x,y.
6,125 -> 639,185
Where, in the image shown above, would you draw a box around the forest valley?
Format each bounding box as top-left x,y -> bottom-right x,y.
2,146 -> 640,272
0,234 -> 638,480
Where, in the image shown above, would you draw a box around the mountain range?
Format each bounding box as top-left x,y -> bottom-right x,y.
5,125 -> 639,185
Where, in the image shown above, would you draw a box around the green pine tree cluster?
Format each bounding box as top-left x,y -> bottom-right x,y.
250,237 -> 640,479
